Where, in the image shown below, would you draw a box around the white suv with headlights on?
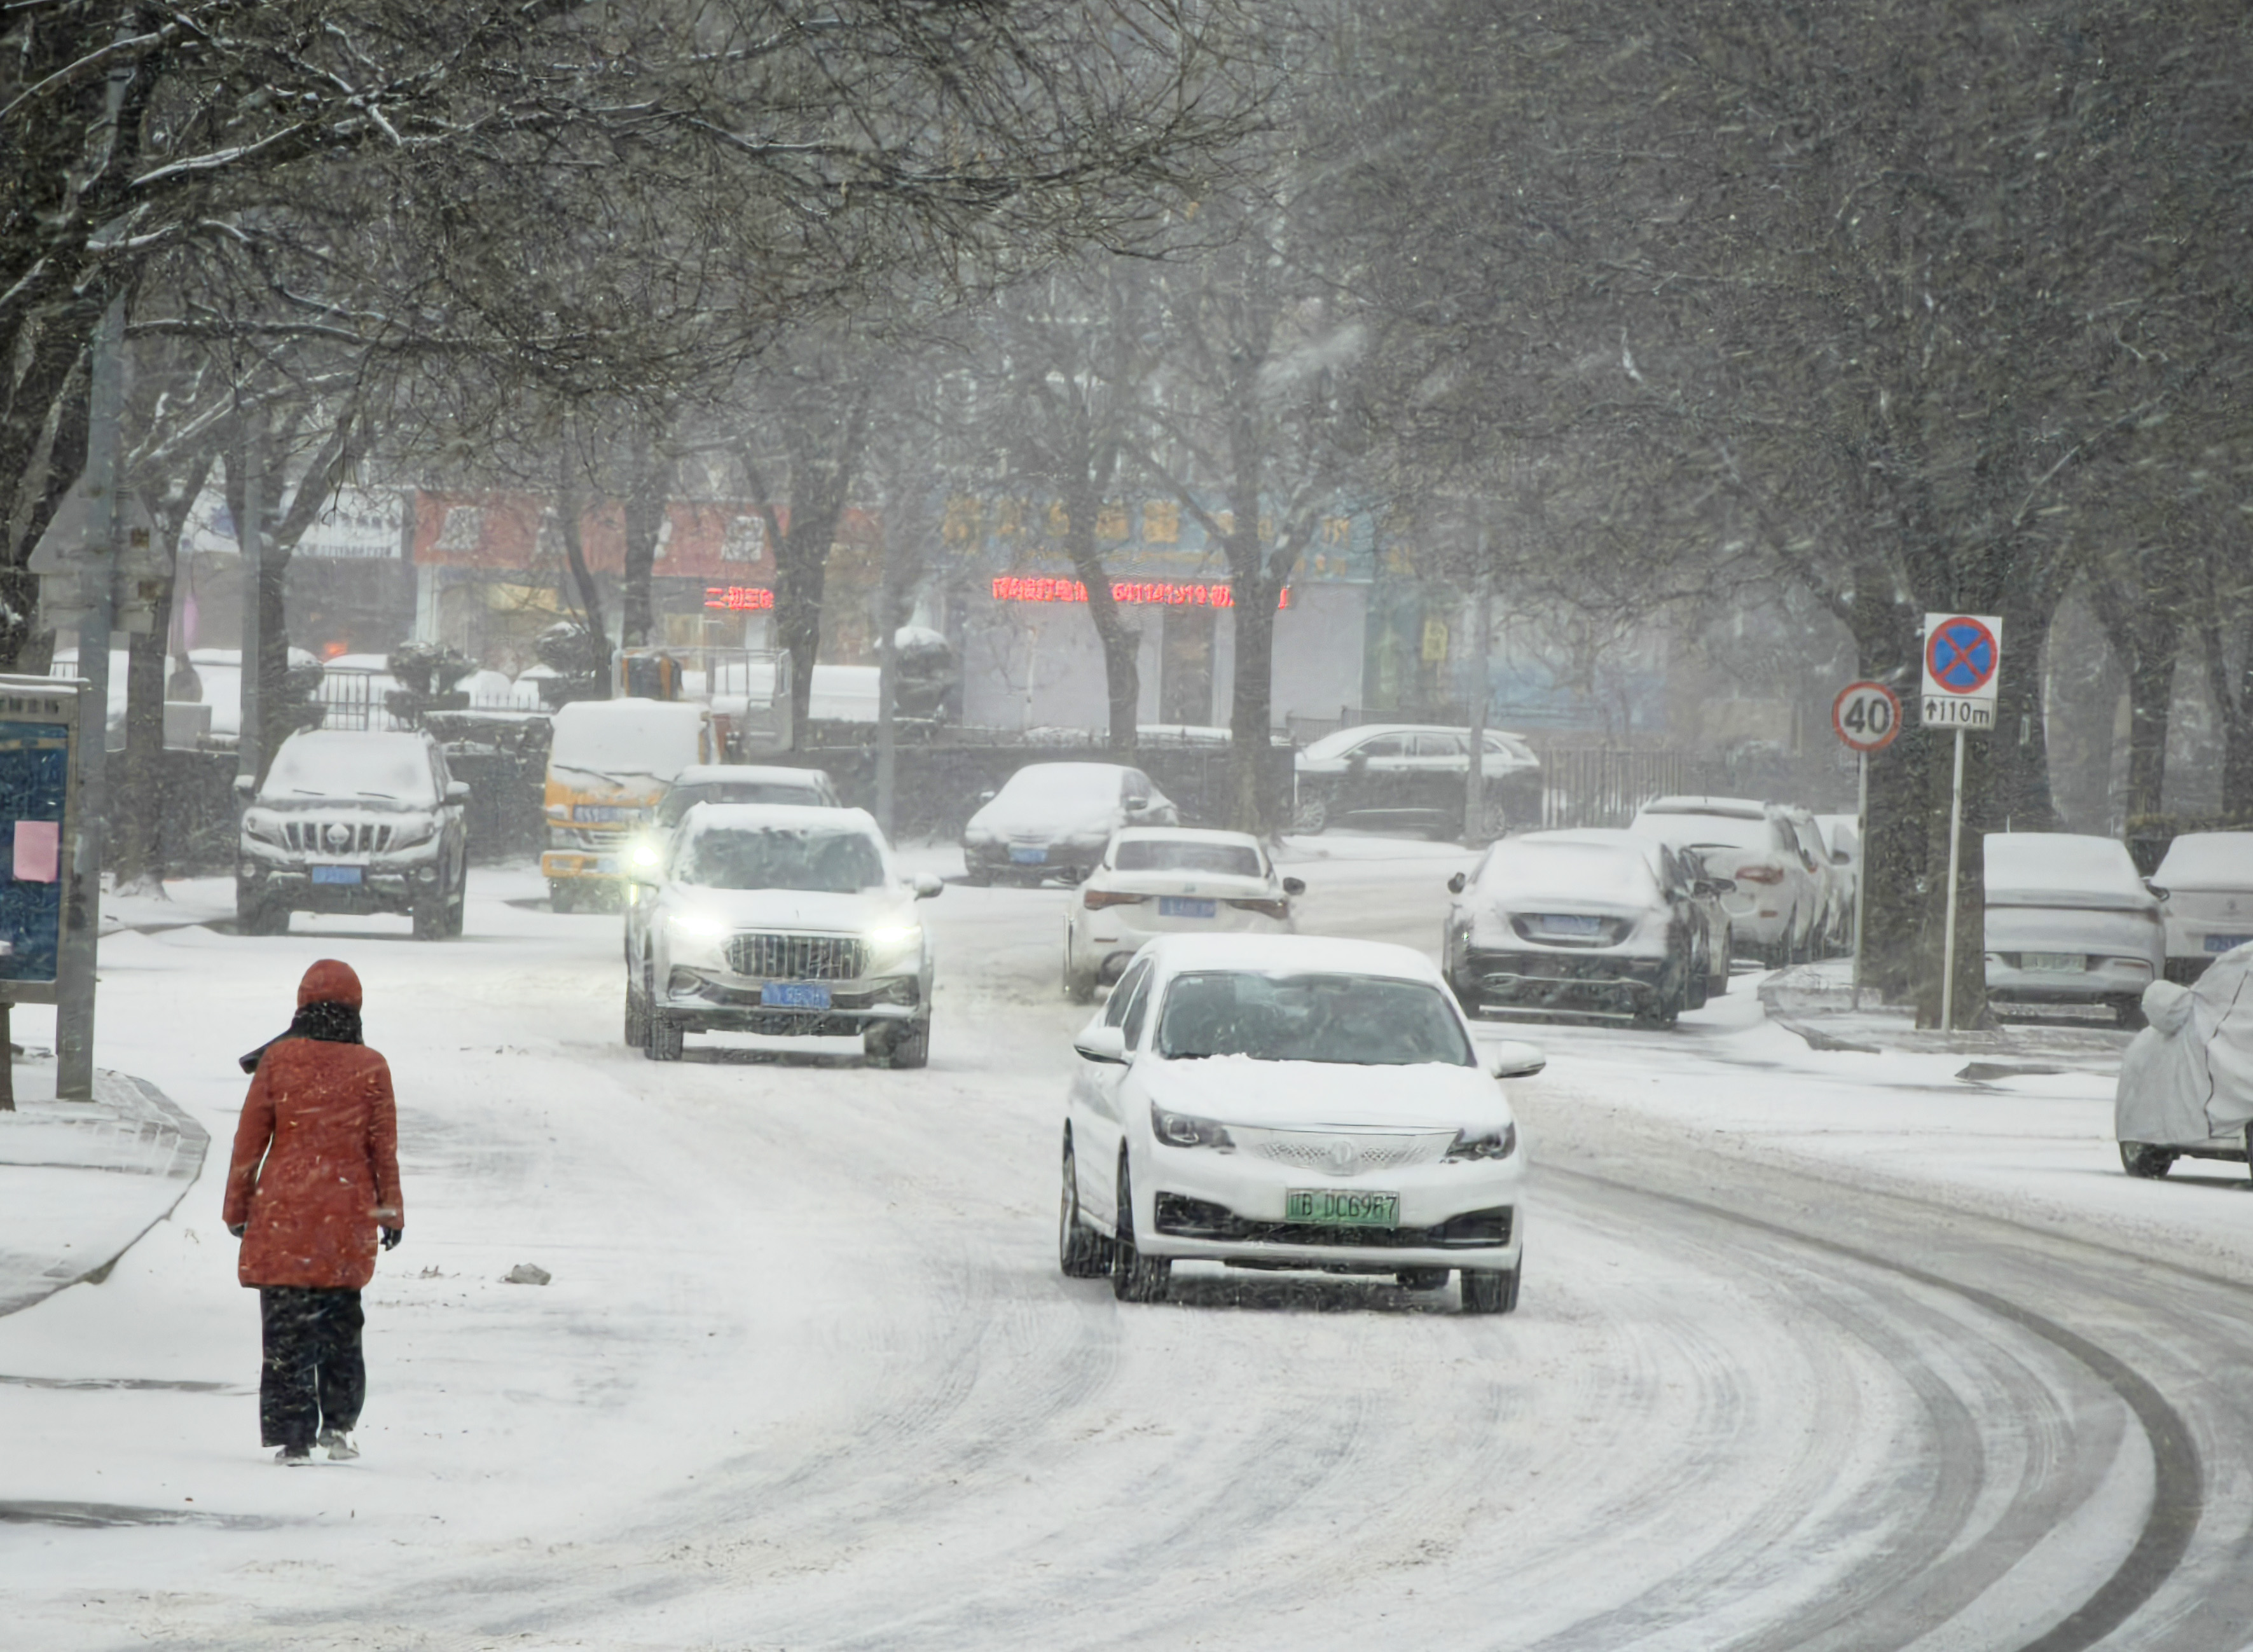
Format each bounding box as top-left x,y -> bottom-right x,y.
624,804 -> 942,1066
236,729 -> 470,940
1058,934 -> 1538,1314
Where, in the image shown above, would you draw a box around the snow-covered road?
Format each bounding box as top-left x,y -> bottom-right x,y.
6,844 -> 2253,1649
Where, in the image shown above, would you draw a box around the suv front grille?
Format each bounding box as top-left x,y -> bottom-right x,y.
283,820 -> 395,855
724,933 -> 869,981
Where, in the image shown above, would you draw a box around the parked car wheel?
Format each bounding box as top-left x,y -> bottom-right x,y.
1293,792 -> 1330,834
962,866 -> 993,887
1058,1139 -> 1112,1279
624,981 -> 649,1051
1110,1159 -> 1171,1303
1460,1265 -> 1520,1315
2119,1142 -> 2175,1179
445,864 -> 467,937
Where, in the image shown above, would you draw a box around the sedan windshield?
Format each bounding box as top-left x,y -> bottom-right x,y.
1114,840 -> 1262,877
675,826 -> 885,893
1156,972 -> 1473,1066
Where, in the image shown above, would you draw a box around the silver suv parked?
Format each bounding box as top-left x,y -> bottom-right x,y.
237,729 -> 470,939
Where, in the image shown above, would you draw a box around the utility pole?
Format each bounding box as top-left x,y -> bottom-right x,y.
1463,508 -> 1491,845
874,530 -> 899,840
54,299 -> 125,1101
235,420 -> 265,790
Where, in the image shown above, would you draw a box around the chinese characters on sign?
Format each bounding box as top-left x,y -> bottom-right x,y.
703,586 -> 776,611
989,576 -> 1290,609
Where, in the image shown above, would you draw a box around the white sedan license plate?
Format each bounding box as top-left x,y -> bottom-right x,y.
1009,846 -> 1048,865
2207,935 -> 2253,954
2022,952 -> 2084,972
1159,896 -> 1217,919
761,982 -> 832,1009
1286,1188 -> 1400,1228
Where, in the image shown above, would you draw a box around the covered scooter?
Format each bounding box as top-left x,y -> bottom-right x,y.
2114,943 -> 2253,1178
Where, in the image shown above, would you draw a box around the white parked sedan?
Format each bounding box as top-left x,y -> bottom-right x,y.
1058,935 -> 1538,1314
961,762 -> 1178,885
1061,828 -> 1305,1000
1985,833 -> 2165,1026
2151,832 -> 2253,982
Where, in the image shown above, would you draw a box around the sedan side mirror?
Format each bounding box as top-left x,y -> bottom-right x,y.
1281,876 -> 1306,897
1447,872 -> 1468,895
1485,1039 -> 1546,1079
1074,1025 -> 1129,1064
912,873 -> 944,900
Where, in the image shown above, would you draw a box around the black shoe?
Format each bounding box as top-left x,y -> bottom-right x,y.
274,1443 -> 312,1465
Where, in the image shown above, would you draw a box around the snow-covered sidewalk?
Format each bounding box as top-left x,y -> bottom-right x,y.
0,1068 -> 207,1318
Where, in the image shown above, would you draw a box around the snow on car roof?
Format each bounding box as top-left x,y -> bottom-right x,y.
1142,933 -> 1445,983
2154,832 -> 2253,891
1524,827 -> 1668,876
1478,837 -> 1660,900
670,764 -> 831,790
996,762 -> 1136,797
1985,833 -> 2154,911
549,697 -> 706,780
1638,795 -> 1770,818
1112,825 -> 1260,848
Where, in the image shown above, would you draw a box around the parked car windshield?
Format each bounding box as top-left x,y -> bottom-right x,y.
1156,971 -> 1474,1066
259,734 -> 436,806
675,825 -> 886,893
1114,839 -> 1263,878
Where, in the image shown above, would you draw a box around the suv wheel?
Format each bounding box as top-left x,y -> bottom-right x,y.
411,888 -> 448,941
624,979 -> 649,1050
445,862 -> 467,937
644,1013 -> 684,1061
237,894 -> 286,937
865,1016 -> 931,1069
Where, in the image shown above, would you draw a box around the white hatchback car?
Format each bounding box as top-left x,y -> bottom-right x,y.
1059,935 -> 1538,1314
2151,832 -> 2253,982
1062,828 -> 1304,1000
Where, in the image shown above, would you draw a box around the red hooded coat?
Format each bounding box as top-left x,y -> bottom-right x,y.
223,960 -> 403,1290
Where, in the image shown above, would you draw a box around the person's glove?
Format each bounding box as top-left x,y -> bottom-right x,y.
227,1223 -> 246,1239
380,1226 -> 403,1251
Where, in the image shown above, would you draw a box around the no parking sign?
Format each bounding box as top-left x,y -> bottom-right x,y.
1921,614 -> 2002,730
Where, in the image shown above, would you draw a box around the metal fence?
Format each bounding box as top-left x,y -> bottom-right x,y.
1529,745 -> 1697,830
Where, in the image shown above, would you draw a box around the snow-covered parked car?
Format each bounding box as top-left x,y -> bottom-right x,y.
1442,836 -> 1699,1024
1058,934 -> 1540,1312
961,762 -> 1177,885
1629,797 -> 1820,965
2114,946 -> 2253,1178
1529,827 -> 1728,1002
1293,724 -> 1541,838
1062,827 -> 1304,1001
1984,833 -> 2165,1026
2151,832 -> 2253,983
624,804 -> 942,1066
237,729 -> 469,939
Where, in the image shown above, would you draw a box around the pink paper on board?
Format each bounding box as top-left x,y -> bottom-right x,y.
13,820 -> 59,883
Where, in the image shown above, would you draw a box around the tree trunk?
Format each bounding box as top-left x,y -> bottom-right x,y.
2200,608 -> 2253,822
619,434 -> 669,650
1058,478 -> 1140,754
555,456 -> 609,694
1988,568 -> 2067,832
2121,644 -> 2179,823
0,338 -> 92,672
113,465 -> 207,889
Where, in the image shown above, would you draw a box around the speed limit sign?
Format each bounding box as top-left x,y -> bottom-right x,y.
1833,680 -> 1902,753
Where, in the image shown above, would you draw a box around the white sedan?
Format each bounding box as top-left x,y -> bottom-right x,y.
1061,827 -> 1304,1000
1058,935 -> 1538,1314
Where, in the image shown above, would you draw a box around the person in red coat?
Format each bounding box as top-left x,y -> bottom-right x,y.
223,960 -> 403,1464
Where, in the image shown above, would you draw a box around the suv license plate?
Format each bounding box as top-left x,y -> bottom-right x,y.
310,865 -> 362,886
2022,952 -> 2084,972
2207,935 -> 2252,954
761,982 -> 832,1009
1159,896 -> 1217,919
1285,1188 -> 1400,1227
1534,914 -> 1603,937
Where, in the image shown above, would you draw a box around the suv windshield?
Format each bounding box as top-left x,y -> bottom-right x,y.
1114,840 -> 1262,877
675,826 -> 886,893
260,736 -> 436,806
1156,972 -> 1473,1066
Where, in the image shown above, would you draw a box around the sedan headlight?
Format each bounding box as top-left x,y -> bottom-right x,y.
1151,1104 -> 1234,1151
1445,1123 -> 1518,1162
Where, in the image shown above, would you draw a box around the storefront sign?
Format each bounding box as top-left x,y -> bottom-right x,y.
991,576 -> 1289,609
703,586 -> 776,611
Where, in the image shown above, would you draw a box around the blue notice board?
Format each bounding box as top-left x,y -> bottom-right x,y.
0,719 -> 69,982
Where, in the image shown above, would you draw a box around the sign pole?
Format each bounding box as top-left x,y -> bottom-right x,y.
1852,750 -> 1869,1010
1940,726 -> 1966,1035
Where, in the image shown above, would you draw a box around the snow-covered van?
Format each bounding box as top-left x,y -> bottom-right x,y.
542,699 -> 713,911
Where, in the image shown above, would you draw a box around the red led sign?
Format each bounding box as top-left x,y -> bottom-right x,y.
703,586 -> 775,611
991,576 -> 1288,609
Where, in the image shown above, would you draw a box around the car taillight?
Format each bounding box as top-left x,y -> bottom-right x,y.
1227,897 -> 1290,919
1734,864 -> 1786,885
1084,889 -> 1147,909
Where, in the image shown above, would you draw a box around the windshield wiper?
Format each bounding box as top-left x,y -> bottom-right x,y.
357,790 -> 401,801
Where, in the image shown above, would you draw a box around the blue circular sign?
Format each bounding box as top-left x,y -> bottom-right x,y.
1926,617 -> 1999,694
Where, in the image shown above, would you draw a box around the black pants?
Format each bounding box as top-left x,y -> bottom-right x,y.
258,1287 -> 365,1449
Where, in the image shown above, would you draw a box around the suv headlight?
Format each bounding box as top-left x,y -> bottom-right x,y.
1150,1105 -> 1234,1151
867,921 -> 923,963
242,811 -> 287,848
1445,1123 -> 1518,1162
668,911 -> 730,963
